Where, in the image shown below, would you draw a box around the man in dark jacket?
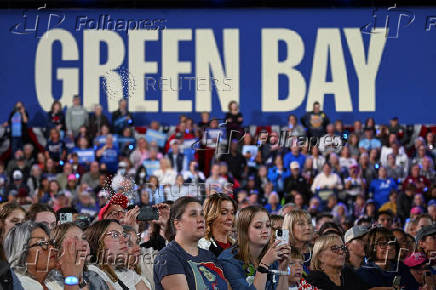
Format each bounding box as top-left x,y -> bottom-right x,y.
112,99 -> 133,134
300,101 -> 330,138
166,140 -> 186,173
284,162 -> 311,204
397,183 -> 417,223
220,139 -> 246,180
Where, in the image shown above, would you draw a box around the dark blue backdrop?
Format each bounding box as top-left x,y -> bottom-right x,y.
0,8 -> 435,126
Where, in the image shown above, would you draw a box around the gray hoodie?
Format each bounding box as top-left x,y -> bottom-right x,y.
66,105 -> 89,136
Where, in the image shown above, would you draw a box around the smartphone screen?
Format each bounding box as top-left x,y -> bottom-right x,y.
137,206 -> 159,221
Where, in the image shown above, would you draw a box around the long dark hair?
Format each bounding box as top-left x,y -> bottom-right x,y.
164,196 -> 201,242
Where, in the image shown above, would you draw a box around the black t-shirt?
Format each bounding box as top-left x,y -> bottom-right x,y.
46,140 -> 65,162
307,266 -> 369,290
153,241 -> 228,290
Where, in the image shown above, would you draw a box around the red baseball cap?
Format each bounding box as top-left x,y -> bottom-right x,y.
403,253 -> 428,268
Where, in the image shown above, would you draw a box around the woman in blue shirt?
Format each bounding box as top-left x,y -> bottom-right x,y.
267,155 -> 289,194
218,206 -> 291,290
153,196 -> 230,290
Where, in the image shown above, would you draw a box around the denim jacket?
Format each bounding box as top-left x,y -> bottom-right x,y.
217,247 -> 279,290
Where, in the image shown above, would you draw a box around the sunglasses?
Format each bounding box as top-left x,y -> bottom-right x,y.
330,245 -> 348,254
104,230 -> 128,241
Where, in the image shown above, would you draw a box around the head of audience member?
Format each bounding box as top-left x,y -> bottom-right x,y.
344,225 -> 369,269
51,100 -> 62,113
365,227 -> 399,268
93,104 -> 103,116
376,210 -> 394,230
234,206 -> 271,265
318,222 -> 343,238
203,193 -> 237,244
410,163 -> 421,179
392,229 -> 414,260
23,144 -> 34,159
270,214 -> 284,233
165,196 -> 204,243
85,219 -> 129,268
280,203 -> 295,216
311,234 -> 347,272
414,193 -> 426,208
0,203 -> 26,242
308,196 -> 321,213
288,247 -> 304,286
122,225 -> 141,271
200,111 -> 210,124
326,194 -> 337,211
315,213 -> 333,231
364,127 -> 374,140
364,200 -> 377,218
4,221 -> 56,280
313,101 -> 320,114
416,214 -> 433,232
51,222 -> 89,268
427,200 -> 436,221
291,145 -> 300,157
283,209 -> 313,250
404,253 -> 430,286
267,192 -> 280,208
322,162 -> 332,177
27,203 -> 56,230
72,95 -> 81,106
411,207 -> 423,220
210,164 -> 220,179
290,162 -> 300,177
326,124 -> 335,136
416,224 -> 436,257
98,193 -> 128,221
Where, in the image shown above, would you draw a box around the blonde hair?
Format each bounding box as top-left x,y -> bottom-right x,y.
310,234 -> 342,271
235,206 -> 270,266
203,193 -> 237,242
283,209 -> 312,247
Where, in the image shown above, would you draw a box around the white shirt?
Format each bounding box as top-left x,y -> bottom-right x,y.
311,172 -> 343,192
88,265 -> 151,290
15,272 -> 62,290
153,169 -> 177,185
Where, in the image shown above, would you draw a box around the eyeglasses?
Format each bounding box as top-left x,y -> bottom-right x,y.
330,245 -> 348,254
28,240 -> 55,250
376,240 -> 398,249
104,230 -> 128,241
40,221 -> 57,229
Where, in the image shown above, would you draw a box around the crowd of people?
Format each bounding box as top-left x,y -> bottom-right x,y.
0,97 -> 434,289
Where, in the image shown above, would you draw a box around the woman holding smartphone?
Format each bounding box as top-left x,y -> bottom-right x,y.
218,206 -> 291,290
